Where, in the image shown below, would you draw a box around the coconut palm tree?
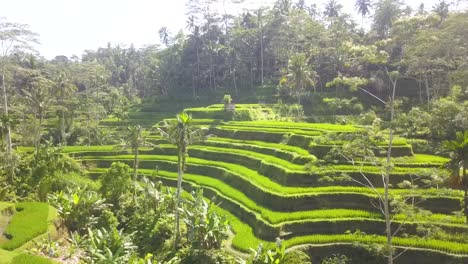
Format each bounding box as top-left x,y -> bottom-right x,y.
158,27 -> 172,46
280,53 -> 317,104
118,125 -> 153,198
21,71 -> 54,155
442,131 -> 468,224
355,0 -> 372,29
323,0 -> 343,18
53,71 -> 77,146
157,111 -> 205,248
373,0 -> 402,38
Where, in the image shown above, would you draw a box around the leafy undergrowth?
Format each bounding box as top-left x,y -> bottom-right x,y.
0,203 -> 49,250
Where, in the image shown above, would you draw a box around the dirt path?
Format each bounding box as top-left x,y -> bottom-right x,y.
0,213 -> 12,243
223,230 -> 250,260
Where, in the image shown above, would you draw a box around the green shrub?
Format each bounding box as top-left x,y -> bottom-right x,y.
1,202 -> 49,250
100,162 -> 132,205
322,97 -> 364,115
222,94 -> 232,105
176,248 -> 236,264
83,228 -> 136,264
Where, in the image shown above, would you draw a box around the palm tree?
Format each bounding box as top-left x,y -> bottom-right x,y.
355,0 -> 372,29
54,71 -> 76,146
22,71 -> 54,155
323,0 -> 343,18
158,27 -> 172,46
442,131 -> 468,224
433,0 -> 450,22
157,112 -> 205,248
373,0 -> 402,38
281,53 -> 317,104
118,125 -> 153,198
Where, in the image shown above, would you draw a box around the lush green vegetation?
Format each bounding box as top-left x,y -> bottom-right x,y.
1,203 -> 49,250
1,0 -> 467,263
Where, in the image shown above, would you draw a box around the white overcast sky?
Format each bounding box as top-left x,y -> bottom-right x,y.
0,0 -> 461,59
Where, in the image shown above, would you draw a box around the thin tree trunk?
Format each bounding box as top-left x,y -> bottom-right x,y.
36,111 -> 44,154
2,70 -> 11,154
424,74 -> 430,110
418,75 -> 423,104
232,67 -> 238,97
260,23 -> 264,86
464,188 -> 467,224
384,70 -> 398,264
464,161 -> 467,224
60,98 -> 67,146
250,59 -> 254,90
174,150 -> 183,249
133,147 -> 139,199
191,73 -> 196,99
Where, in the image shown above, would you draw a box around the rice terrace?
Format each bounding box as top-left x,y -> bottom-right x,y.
0,0 -> 467,263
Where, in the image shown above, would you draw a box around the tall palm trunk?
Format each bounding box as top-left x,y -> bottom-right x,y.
60,110 -> 66,145
424,74 -> 430,110
384,70 -> 398,264
35,109 -> 44,154
260,22 -> 264,86
174,149 -> 183,248
464,160 -> 467,224
2,70 -> 11,154
133,146 -> 139,198
60,96 -> 67,146
464,188 -> 467,224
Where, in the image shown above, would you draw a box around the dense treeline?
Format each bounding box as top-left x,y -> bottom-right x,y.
1,0 -> 466,149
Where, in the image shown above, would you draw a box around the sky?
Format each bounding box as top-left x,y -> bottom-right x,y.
0,0 -> 459,59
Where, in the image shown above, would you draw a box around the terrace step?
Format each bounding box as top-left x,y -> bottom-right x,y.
83,157 -> 462,215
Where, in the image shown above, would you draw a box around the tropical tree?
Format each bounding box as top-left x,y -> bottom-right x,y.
433,0 -> 450,22
323,0 -> 343,18
373,0 -> 403,38
355,0 -> 372,29
118,125 -> 152,198
157,111 -> 205,248
280,53 -> 317,104
183,189 -> 230,250
21,69 -> 55,154
0,18 -> 39,154
442,131 -> 468,224
53,71 -> 76,145
159,27 -> 172,46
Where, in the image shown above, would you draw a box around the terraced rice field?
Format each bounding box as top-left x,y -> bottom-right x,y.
0,203 -> 58,264
69,104 -> 468,262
